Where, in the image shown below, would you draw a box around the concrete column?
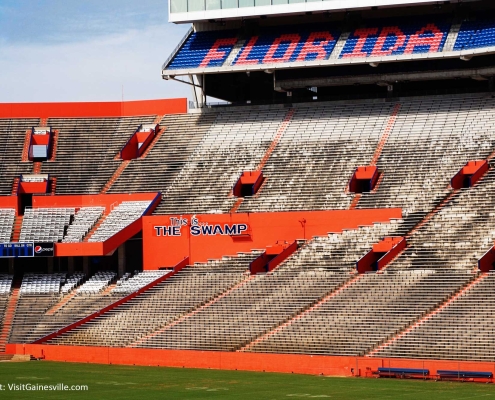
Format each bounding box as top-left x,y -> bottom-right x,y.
68,257 -> 75,274
118,244 -> 126,278
83,257 -> 89,276
8,259 -> 14,275
47,258 -> 54,274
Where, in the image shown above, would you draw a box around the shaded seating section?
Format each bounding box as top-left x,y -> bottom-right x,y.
0,118 -> 39,195
167,30 -> 239,70
166,24 -> 340,71
165,17 -> 457,71
239,102 -> 394,212
108,113 -> 216,194
76,271 -> 116,295
340,19 -> 450,59
48,252 -> 261,347
246,271 -> 473,356
88,201 -> 151,242
372,273 -> 495,362
455,15 -> 495,50
0,275 -> 13,295
62,207 -> 105,243
0,209 -> 15,243
20,208 -> 74,243
388,169 -> 495,270
154,108 -> 287,214
19,273 -> 66,295
112,271 -> 170,294
231,24 -> 339,66
8,271 -> 181,344
60,273 -> 85,294
41,116 -> 156,194
9,272 -> 121,343
357,95 -> 495,220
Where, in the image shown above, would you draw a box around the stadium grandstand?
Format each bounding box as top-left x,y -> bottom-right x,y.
3,0 -> 495,384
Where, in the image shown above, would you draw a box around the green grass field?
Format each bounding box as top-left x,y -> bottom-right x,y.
0,361 -> 494,399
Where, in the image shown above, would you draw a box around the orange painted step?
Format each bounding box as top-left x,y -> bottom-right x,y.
101,161 -> 130,194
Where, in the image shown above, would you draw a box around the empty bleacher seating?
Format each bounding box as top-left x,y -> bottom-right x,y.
0,275 -> 13,296
373,272 -> 495,361
108,113 -> 216,194
88,201 -> 151,242
76,271 -> 116,295
8,270 -> 179,344
60,273 -> 85,294
0,209 -> 15,243
20,208 -> 74,243
165,17 -> 456,71
455,15 -> 495,50
168,30 -> 239,70
41,116 -> 156,194
0,118 -> 39,195
357,94 -> 495,220
239,101 -> 395,212
19,273 -> 66,295
388,168 -> 495,271
154,108 -> 287,214
62,207 -> 105,243
112,270 -> 170,294
6,92 -> 495,366
48,252 -> 261,347
247,270 -> 473,356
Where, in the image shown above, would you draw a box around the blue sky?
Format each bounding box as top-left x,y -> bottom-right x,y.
0,0 -> 191,102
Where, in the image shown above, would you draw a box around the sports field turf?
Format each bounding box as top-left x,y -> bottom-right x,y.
0,361 -> 495,399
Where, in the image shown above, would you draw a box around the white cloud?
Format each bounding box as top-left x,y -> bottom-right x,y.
0,25 -> 192,102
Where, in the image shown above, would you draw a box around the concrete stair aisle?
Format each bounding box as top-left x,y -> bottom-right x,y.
21,130 -> 31,162
0,278 -> 22,353
11,177 -> 19,195
45,290 -> 80,316
49,177 -> 57,195
239,274 -> 362,352
11,216 -> 23,242
49,130 -> 59,161
405,189 -> 460,239
100,160 -> 131,194
83,212 -> 108,242
129,275 -> 256,348
32,162 -> 41,174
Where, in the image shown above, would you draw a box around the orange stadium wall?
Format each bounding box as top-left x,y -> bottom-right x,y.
0,196 -> 19,213
142,209 -> 402,269
32,193 -> 159,213
0,99 -> 187,118
7,344 -> 495,380
29,193 -> 160,257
